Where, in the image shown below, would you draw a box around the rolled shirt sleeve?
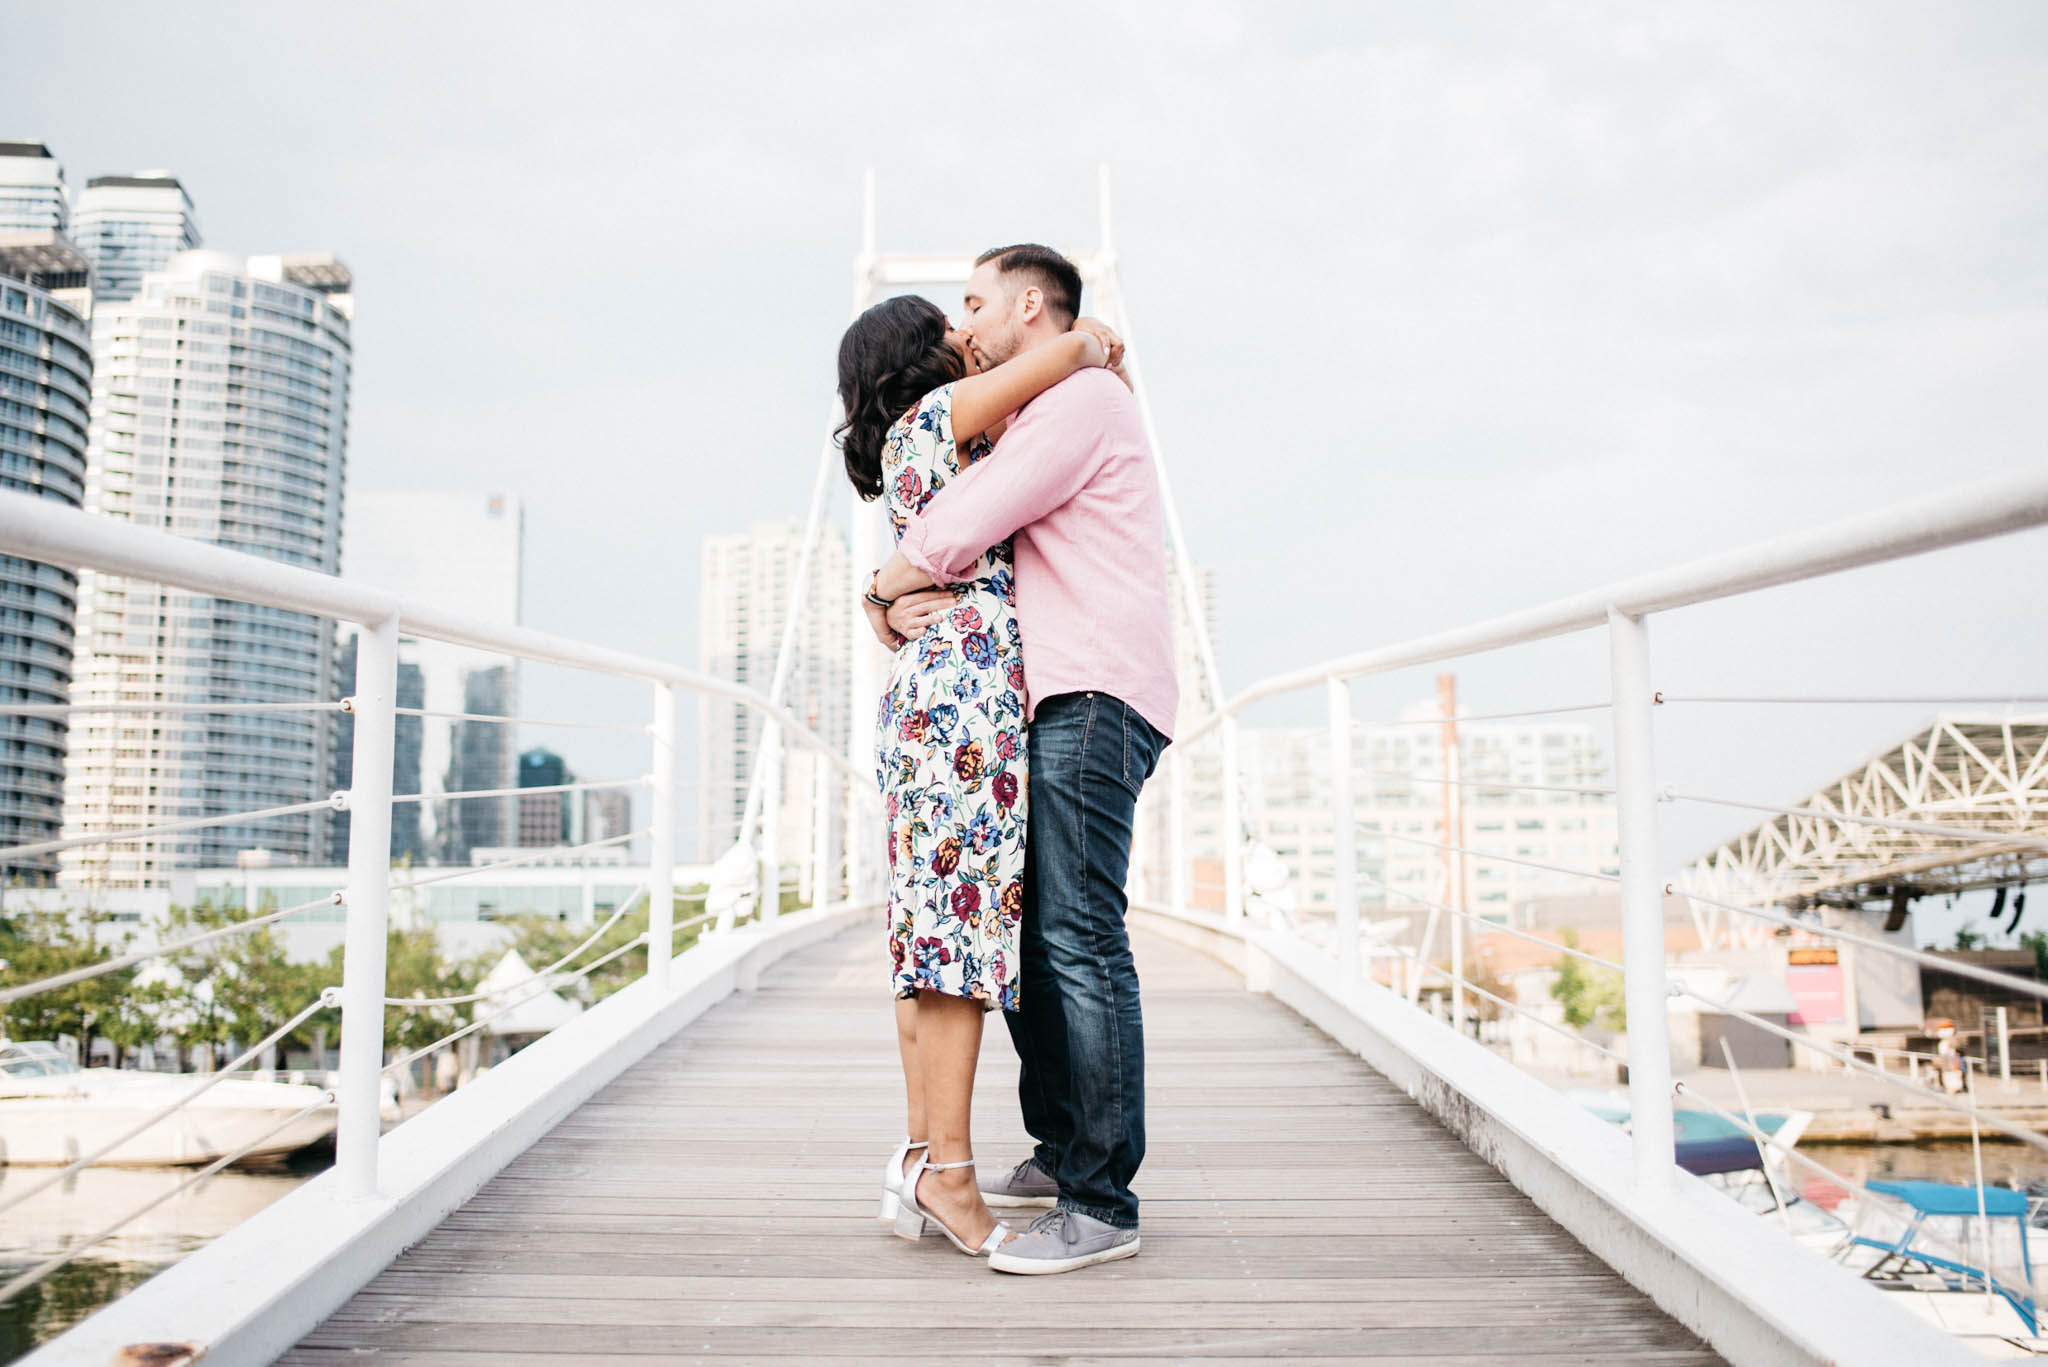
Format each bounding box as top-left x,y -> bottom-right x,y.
897,382 -> 1108,584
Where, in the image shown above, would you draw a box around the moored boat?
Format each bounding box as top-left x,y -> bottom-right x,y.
0,1040 -> 337,1167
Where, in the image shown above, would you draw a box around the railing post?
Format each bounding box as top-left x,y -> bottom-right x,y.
337,613 -> 398,1200
648,682 -> 676,991
1221,716 -> 1245,922
758,719 -> 782,920
1168,748 -> 1189,917
810,753 -> 833,907
1328,677 -> 1359,978
1609,607 -> 1675,1195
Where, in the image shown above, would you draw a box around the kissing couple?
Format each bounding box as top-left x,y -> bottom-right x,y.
835,243 -> 1178,1274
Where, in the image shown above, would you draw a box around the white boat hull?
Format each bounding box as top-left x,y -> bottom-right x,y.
0,1072 -> 337,1167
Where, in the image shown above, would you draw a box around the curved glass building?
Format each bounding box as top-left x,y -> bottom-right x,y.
0,250 -> 92,882
60,250 -> 353,886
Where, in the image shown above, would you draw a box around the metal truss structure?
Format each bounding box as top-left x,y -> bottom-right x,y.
1679,714 -> 2048,945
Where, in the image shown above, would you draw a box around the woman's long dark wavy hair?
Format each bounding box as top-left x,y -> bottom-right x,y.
835,295 -> 965,501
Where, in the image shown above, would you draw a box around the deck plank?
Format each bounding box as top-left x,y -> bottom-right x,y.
278,923 -> 1726,1365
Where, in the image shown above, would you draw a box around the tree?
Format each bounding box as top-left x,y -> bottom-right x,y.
1953,923 -> 1985,952
497,892 -> 713,1007
1550,929 -> 1627,1033
322,925 -> 485,1058
2023,929 -> 2048,981
153,900 -> 340,1066
0,905 -> 148,1064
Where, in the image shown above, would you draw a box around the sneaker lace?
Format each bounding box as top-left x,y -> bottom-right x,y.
1024,1207 -> 1071,1240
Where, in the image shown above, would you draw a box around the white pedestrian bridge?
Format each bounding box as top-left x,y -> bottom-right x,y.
3,473 -> 2046,1366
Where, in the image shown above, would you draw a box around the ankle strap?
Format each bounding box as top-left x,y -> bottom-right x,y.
926,1157 -> 976,1171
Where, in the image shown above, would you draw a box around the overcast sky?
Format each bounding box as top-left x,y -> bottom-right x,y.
9,3 -> 2046,930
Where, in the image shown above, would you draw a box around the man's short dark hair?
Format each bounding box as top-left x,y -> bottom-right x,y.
974,243 -> 1082,328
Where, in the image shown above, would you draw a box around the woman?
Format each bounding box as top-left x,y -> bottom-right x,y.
835,294 -> 1116,1257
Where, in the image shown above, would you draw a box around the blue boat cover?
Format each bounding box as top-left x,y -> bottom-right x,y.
1868,1179 -> 2029,1218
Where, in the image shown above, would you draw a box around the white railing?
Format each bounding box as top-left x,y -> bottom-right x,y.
1140,469 -> 2048,1205
0,488 -> 870,1309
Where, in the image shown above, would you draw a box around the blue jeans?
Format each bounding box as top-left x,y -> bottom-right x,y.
1004,691 -> 1167,1228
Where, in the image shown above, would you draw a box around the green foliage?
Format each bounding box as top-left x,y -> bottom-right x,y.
319,925 -> 485,1055
1953,923 -> 1985,951
1549,929 -> 1627,1032
153,900 -> 340,1060
496,893 -> 710,1006
0,905 -> 149,1061
2023,930 -> 2048,981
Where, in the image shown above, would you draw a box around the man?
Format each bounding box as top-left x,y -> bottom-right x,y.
863,243 -> 1177,1274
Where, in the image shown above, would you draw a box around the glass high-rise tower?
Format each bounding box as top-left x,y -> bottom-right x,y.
70,173 -> 200,304
0,242 -> 93,882
59,250 -> 354,886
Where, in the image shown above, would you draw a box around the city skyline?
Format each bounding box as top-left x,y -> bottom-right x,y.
57,247 -> 355,885
698,521 -> 851,864
8,141 -> 360,887
3,3 -> 2044,884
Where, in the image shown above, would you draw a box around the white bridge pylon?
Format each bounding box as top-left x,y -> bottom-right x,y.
729,166 -> 1228,921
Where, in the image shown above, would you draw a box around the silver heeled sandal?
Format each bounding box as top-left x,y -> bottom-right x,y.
879,1138 -> 929,1223
893,1154 -> 1010,1256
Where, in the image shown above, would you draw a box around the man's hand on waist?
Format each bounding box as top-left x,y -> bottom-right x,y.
887,588 -> 953,641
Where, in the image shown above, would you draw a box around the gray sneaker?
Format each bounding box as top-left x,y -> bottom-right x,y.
987,1207 -> 1140,1275
979,1155 -> 1058,1209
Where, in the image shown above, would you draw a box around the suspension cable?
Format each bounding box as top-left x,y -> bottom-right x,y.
0,992 -> 334,1221
1384,941 -> 1623,1064
0,1095 -> 333,1305
388,831 -> 646,891
387,777 -> 647,807
0,891 -> 342,1006
0,794 -> 342,862
1358,871 -> 1625,974
1367,827 -> 1622,884
1667,883 -> 2048,1007
0,699 -> 343,717
381,934 -> 649,1077
383,886 -> 649,1007
1359,769 -> 1616,799
1670,984 -> 2048,1156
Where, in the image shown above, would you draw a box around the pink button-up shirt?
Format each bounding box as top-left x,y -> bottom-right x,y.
898,367 -> 1178,740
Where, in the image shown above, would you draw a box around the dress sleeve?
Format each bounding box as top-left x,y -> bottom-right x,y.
880,383 -> 958,538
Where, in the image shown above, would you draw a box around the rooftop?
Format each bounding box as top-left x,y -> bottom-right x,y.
84,173 -> 185,190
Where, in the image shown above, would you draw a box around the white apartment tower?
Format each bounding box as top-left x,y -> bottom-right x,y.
70,174 -> 201,303
698,523 -> 850,861
0,143 -> 68,234
59,251 -> 354,886
1238,704 -> 1621,920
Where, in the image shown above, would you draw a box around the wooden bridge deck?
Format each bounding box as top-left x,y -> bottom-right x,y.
278,923 -> 1727,1366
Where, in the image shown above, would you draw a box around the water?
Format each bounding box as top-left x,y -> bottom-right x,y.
0,1152 -> 325,1364
1797,1140 -> 2048,1211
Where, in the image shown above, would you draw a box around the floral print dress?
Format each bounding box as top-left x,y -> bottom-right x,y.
876,382 -> 1027,1012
